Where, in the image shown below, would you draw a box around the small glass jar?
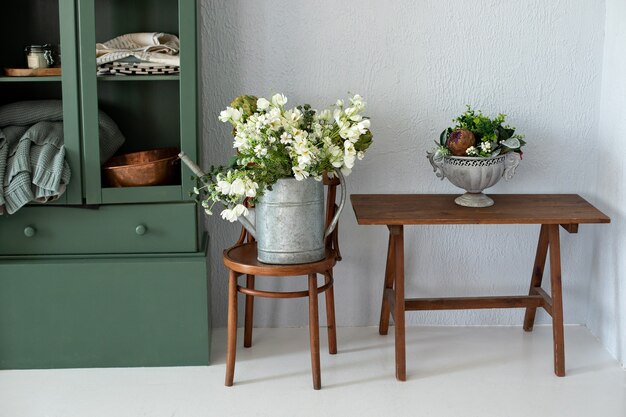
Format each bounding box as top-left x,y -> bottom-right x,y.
25,45 -> 54,69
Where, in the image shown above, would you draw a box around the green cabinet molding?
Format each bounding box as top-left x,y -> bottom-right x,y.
0,0 -> 208,369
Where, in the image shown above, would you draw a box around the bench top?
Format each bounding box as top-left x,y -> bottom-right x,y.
350,194 -> 610,226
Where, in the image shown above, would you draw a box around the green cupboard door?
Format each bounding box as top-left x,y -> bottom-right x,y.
77,0 -> 198,205
0,0 -> 83,205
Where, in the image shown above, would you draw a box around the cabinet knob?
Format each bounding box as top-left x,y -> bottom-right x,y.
135,224 -> 147,235
24,226 -> 37,238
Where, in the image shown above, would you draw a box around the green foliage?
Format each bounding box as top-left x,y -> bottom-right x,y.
229,95 -> 258,122
438,105 -> 525,157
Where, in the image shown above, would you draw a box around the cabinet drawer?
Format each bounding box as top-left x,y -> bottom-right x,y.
0,203 -> 198,255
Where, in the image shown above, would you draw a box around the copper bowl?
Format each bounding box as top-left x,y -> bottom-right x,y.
102,148 -> 181,187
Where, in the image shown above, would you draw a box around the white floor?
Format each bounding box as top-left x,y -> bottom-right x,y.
1,326 -> 625,417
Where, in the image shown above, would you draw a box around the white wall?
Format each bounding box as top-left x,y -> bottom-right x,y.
587,0 -> 626,366
199,1 -> 606,328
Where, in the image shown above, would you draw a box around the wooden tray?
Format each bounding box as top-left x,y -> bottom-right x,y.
4,67 -> 62,77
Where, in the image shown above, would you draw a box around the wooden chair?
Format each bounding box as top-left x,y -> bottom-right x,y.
222,175 -> 342,390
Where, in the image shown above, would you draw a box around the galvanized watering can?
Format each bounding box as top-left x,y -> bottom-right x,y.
179,152 -> 346,264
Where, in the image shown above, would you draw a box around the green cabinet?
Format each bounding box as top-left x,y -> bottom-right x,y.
0,0 -> 209,369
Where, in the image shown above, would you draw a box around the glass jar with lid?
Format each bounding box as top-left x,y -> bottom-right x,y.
25,45 -> 55,69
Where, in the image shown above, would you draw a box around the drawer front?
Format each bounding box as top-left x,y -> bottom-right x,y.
0,203 -> 198,255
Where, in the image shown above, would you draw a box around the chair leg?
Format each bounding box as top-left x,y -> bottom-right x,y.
308,273 -> 321,390
324,271 -> 337,354
225,270 -> 238,387
244,274 -> 255,348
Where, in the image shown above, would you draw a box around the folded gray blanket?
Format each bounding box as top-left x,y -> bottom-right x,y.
0,100 -> 125,215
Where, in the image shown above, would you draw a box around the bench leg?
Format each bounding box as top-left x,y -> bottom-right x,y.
548,224 -> 566,376
379,232 -> 396,335
523,225 -> 549,331
392,226 -> 406,381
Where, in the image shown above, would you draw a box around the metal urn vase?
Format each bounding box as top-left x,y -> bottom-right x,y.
238,172 -> 346,264
427,152 -> 520,207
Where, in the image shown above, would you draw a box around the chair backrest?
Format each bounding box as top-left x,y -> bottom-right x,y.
236,174 -> 342,260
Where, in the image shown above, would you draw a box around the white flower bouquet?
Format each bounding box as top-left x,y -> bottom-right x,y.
194,93 -> 373,221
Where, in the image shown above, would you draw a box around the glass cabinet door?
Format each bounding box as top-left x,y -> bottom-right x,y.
0,0 -> 83,206
77,0 -> 198,205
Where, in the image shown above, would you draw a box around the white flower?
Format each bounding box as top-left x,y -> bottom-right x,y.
254,144 -> 268,157
216,180 -> 231,195
280,132 -> 293,144
233,204 -> 249,218
334,108 -> 344,125
344,154 -> 356,169
336,99 -> 344,107
345,106 -> 357,118
340,125 -> 360,141
293,129 -> 308,145
257,97 -> 270,110
349,94 -> 365,109
245,180 -> 259,198
480,141 -> 492,152
344,141 -> 357,168
466,146 -> 478,156
221,204 -> 248,222
292,166 -> 310,181
193,187 -> 200,195
283,108 -> 302,126
233,133 -> 249,150
356,119 -> 370,134
220,208 -> 238,222
230,178 -> 246,196
328,144 -> 344,168
255,114 -> 268,128
219,107 -> 242,123
271,93 -> 288,107
298,151 -> 313,167
357,151 -> 365,160
319,109 -> 332,121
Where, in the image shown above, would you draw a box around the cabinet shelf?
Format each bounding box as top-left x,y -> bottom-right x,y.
0,76 -> 62,83
97,75 -> 180,82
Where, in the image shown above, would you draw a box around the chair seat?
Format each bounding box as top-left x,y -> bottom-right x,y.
223,242 -> 337,276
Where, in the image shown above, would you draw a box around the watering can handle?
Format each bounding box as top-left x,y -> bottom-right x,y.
324,169 -> 346,239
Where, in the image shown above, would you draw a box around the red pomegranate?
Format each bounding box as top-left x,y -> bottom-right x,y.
446,129 -> 476,156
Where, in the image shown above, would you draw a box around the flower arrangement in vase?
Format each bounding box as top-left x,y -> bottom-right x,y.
178,93 -> 373,263
427,106 -> 525,207
194,93 -> 372,220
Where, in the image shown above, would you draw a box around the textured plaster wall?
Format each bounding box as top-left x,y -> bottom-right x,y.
199,1 -> 605,328
587,0 -> 626,365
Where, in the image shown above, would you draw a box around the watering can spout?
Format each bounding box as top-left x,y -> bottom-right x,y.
179,151 -> 257,238
178,151 -> 206,178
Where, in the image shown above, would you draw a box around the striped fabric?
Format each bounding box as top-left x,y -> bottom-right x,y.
0,100 -> 125,215
97,62 -> 180,76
